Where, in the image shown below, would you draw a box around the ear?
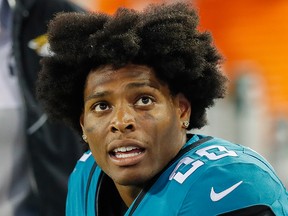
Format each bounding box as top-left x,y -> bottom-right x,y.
175,93 -> 191,123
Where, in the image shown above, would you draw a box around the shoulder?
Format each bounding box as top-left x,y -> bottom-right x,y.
68,151 -> 97,191
171,136 -> 276,184
66,151 -> 98,216
170,135 -> 288,215
181,135 -> 278,178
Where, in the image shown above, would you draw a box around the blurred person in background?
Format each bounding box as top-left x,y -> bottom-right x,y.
37,3 -> 288,215
0,0 -> 85,215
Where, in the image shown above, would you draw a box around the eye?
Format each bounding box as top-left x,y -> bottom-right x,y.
93,102 -> 110,112
135,96 -> 154,106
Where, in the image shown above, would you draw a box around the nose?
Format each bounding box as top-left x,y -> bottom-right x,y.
110,106 -> 136,133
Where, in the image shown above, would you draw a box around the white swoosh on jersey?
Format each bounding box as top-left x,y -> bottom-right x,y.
210,181 -> 243,202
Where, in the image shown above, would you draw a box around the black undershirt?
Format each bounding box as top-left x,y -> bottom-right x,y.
97,173 -> 128,216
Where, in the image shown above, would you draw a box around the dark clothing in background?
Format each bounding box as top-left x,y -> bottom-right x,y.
12,0 -> 85,215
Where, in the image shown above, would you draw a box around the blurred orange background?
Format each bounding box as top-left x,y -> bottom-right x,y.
196,0 -> 288,117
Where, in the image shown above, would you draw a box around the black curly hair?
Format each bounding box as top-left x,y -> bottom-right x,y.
36,2 -> 227,134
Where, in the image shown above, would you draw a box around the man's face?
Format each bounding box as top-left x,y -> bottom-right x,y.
81,64 -> 190,186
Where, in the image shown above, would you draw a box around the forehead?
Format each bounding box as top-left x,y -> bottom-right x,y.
86,64 -> 161,88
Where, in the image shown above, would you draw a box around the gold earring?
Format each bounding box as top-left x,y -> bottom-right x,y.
183,121 -> 190,129
82,134 -> 88,143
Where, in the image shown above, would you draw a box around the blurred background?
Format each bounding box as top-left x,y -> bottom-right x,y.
70,0 -> 288,186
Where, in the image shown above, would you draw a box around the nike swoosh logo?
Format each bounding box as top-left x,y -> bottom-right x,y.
210,181 -> 243,202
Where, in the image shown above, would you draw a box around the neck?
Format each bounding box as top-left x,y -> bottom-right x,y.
112,133 -> 189,207
114,183 -> 142,207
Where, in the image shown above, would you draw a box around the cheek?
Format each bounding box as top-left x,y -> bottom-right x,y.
83,112 -> 111,137
84,114 -> 100,133
152,105 -> 179,128
89,146 -> 107,172
139,112 -> 163,134
87,135 -> 103,158
140,106 -> 179,139
83,115 -> 108,154
153,108 -> 181,144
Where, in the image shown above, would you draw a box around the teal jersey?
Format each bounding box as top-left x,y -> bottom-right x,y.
66,135 -> 288,215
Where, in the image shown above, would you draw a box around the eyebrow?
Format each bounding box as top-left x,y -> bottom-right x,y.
84,81 -> 161,102
125,81 -> 160,90
84,91 -> 110,102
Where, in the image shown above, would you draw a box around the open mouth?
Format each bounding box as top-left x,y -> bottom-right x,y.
110,146 -> 145,159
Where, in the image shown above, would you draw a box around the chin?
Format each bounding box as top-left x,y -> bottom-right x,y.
113,173 -> 154,187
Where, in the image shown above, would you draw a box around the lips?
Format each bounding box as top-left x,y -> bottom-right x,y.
108,140 -> 146,166
112,146 -> 143,159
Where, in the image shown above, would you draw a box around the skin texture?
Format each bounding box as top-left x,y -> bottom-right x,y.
80,64 -> 191,206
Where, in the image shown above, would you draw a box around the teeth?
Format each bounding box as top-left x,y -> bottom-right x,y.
115,152 -> 142,159
113,146 -> 139,153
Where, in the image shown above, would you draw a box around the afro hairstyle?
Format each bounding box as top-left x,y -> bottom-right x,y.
36,2 -> 227,134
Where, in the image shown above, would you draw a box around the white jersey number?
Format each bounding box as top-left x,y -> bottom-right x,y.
169,145 -> 237,184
